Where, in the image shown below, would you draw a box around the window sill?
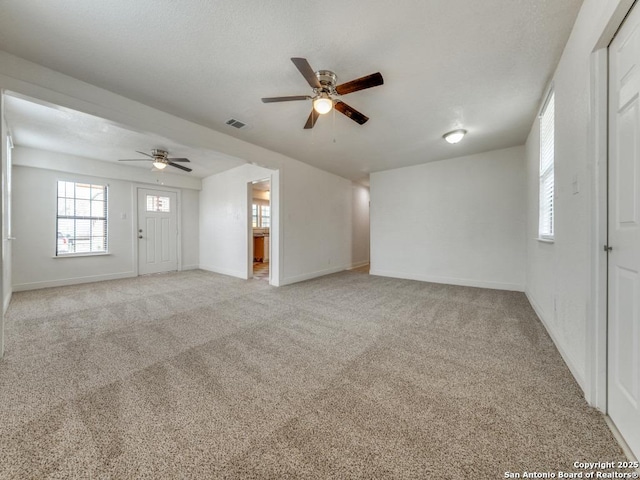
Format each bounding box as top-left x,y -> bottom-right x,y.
536,238 -> 555,244
53,252 -> 111,259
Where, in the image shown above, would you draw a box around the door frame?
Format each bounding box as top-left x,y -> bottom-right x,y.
588,0 -> 637,413
133,184 -> 182,276
247,177 -> 271,283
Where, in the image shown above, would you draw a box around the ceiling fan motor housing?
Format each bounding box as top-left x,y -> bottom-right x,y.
151,149 -> 169,160
315,70 -> 338,95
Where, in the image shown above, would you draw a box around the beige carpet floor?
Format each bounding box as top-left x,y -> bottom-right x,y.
0,269 -> 627,479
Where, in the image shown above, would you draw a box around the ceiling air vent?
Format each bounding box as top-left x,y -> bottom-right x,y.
225,118 -> 247,129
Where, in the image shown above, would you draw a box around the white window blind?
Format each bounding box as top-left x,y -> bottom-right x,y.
539,91 -> 555,239
56,181 -> 108,255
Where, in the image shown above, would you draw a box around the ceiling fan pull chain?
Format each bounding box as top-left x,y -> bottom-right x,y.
332,105 -> 336,143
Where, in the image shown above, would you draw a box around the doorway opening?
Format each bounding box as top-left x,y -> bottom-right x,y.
250,178 -> 270,282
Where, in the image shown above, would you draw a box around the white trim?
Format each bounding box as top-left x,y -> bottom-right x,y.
280,265 -> 349,286
526,290 -> 586,392
13,271 -> 136,292
53,252 -> 111,259
584,0 -> 637,415
605,416 -> 640,464
587,48 -> 610,412
348,261 -> 370,270
370,269 -> 524,292
3,291 -> 11,316
182,264 -> 199,271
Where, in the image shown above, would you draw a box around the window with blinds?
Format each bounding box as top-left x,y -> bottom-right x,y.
539,90 -> 555,240
56,181 -> 108,255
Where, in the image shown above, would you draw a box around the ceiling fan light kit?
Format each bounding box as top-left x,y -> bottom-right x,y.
118,148 -> 193,172
443,129 -> 467,144
152,161 -> 168,170
313,93 -> 333,114
262,57 -> 384,129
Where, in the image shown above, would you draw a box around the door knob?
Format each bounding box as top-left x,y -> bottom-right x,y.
138,235 -> 143,239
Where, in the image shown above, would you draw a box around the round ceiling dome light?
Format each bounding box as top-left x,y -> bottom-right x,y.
313,94 -> 333,115
443,129 -> 467,144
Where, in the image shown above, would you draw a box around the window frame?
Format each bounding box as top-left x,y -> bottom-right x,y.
538,88 -> 555,241
252,202 -> 270,228
55,180 -> 109,256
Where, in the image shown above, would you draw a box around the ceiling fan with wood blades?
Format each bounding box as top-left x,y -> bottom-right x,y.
261,57 -> 383,129
118,149 -> 192,172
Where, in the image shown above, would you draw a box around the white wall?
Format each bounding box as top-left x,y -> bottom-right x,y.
281,160 -> 352,284
12,148 -> 200,290
181,188 -> 200,271
200,158 -> 353,286
351,183 -> 370,268
371,146 -> 526,291
524,0 -> 634,397
199,163 -> 275,280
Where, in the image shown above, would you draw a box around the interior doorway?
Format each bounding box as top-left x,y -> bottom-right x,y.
607,2 -> 640,460
249,178 -> 270,282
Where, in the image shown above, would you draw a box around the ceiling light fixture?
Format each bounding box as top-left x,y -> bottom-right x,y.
443,129 -> 467,144
313,94 -> 333,115
153,161 -> 168,170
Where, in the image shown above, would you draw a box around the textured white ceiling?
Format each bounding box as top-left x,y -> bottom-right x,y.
3,95 -> 245,178
0,0 -> 583,181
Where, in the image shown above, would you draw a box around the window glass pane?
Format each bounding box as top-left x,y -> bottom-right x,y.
252,204 -> 258,228
146,195 -> 170,212
65,199 -> 74,216
56,180 -> 108,255
91,200 -> 105,217
261,205 -> 270,228
76,183 -> 91,199
76,199 -> 91,216
91,186 -> 105,201
539,91 -> 555,239
157,196 -> 170,212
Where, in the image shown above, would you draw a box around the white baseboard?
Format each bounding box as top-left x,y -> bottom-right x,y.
13,271 -> 137,292
199,264 -> 247,280
348,261 -> 369,270
525,290 -> 586,394
369,269 -> 524,292
181,264 -> 199,271
280,265 -> 349,286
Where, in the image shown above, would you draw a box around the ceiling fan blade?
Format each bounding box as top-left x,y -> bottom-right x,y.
304,109 -> 320,129
167,158 -> 190,162
119,159 -> 151,162
335,72 -> 384,95
168,162 -> 192,172
135,150 -> 154,158
291,58 -> 321,89
262,95 -> 312,103
334,101 -> 369,125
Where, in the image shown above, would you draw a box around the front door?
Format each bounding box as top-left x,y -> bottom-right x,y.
608,4 -> 640,460
137,188 -> 178,275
